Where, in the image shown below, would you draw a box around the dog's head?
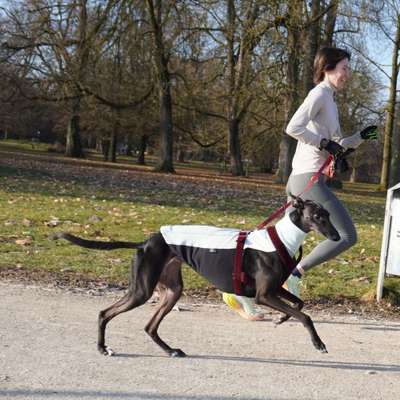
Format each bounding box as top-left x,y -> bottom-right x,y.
289,194 -> 340,241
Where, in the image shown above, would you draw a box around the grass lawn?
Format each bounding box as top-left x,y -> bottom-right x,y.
0,139 -> 399,306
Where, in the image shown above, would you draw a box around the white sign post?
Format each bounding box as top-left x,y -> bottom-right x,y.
377,182 -> 400,302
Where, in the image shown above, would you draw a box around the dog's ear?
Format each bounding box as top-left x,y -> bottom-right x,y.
290,194 -> 304,210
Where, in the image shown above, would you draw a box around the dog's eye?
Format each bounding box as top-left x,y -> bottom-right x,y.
314,214 -> 321,220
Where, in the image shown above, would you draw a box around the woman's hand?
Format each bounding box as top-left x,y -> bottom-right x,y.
360,125 -> 378,140
319,139 -> 345,156
334,148 -> 355,174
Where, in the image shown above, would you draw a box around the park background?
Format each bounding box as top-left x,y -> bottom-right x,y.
1,0 -> 400,310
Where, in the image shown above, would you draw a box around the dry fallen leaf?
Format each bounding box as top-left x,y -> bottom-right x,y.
15,237 -> 33,246
22,219 -> 33,227
45,217 -> 61,227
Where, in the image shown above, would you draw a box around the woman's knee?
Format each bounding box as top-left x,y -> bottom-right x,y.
339,227 -> 357,249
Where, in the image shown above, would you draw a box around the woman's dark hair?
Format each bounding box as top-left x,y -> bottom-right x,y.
313,47 -> 351,84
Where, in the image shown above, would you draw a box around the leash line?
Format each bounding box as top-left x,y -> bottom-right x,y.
256,155 -> 334,230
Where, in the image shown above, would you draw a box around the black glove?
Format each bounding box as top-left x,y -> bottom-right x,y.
320,139 -> 345,157
360,125 -> 378,140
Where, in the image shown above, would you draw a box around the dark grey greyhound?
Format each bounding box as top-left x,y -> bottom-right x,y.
58,195 -> 339,357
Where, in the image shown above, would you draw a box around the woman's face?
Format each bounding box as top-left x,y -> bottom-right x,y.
325,58 -> 350,90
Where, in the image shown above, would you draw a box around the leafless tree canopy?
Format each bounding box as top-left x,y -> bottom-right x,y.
0,0 -> 397,184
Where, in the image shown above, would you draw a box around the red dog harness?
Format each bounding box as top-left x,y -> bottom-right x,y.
232,227 -> 298,295
233,231 -> 250,295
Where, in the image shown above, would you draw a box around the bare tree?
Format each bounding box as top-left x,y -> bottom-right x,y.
174,0 -> 280,176
359,1 -> 400,189
275,1 -> 305,183
304,0 -> 321,93
382,15 -> 400,189
322,0 -> 339,46
2,0 -> 118,157
145,0 -> 176,172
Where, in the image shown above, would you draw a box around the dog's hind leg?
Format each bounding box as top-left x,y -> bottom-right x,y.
144,257 -> 185,357
274,287 -> 304,326
97,236 -> 171,356
97,292 -> 142,356
97,283 -> 159,356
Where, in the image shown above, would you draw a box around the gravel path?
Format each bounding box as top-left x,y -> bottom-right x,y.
1,282 -> 400,400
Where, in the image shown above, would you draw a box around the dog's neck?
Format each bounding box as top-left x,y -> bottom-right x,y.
274,213 -> 307,256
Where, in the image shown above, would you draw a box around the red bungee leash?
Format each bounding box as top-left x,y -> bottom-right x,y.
256,154 -> 334,230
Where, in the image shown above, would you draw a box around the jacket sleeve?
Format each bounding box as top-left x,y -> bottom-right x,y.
338,132 -> 364,149
285,89 -> 325,147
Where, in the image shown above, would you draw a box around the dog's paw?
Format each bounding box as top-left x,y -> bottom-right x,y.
105,346 -> 115,356
314,341 -> 328,354
98,345 -> 115,356
274,315 -> 290,326
319,346 -> 328,354
169,349 -> 186,358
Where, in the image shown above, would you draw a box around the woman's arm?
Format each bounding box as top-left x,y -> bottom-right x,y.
337,133 -> 363,149
337,125 -> 378,149
286,89 -> 325,147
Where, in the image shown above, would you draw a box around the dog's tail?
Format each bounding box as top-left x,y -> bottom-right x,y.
54,233 -> 145,250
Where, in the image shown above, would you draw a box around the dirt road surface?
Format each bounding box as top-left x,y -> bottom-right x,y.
1,282 -> 399,400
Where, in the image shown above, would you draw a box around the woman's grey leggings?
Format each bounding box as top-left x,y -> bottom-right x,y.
286,172 -> 357,272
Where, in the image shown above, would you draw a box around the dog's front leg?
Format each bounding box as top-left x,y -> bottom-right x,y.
274,287 -> 304,325
256,291 -> 327,353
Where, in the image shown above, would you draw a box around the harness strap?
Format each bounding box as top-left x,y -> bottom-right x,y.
267,226 -> 298,275
233,230 -> 249,295
296,246 -> 303,265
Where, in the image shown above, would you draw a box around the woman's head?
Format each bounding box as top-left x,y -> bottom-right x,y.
313,47 -> 351,90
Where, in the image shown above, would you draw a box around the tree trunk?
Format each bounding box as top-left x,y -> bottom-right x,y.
229,118 -> 244,176
322,0 -> 338,46
87,134 -> 95,149
380,14 -> 400,190
226,0 -> 245,176
126,134 -> 134,157
65,99 -> 84,158
108,120 -> 118,163
276,134 -> 297,183
146,0 -> 175,173
275,14 -> 301,183
389,118 -> 400,186
157,85 -> 174,171
95,137 -> 102,152
304,0 -> 321,93
64,0 -> 87,159
101,138 -> 110,161
137,134 -> 148,165
176,148 -> 185,163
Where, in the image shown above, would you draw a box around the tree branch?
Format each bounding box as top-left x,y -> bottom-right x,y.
174,102 -> 227,121
79,83 -> 154,110
175,124 -> 224,148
